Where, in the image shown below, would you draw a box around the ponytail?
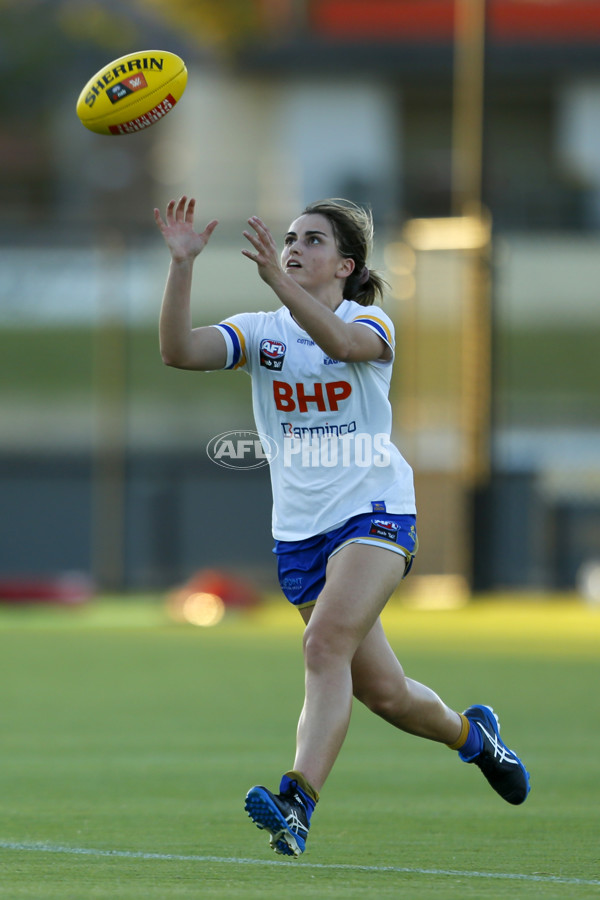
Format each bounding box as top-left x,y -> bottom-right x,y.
344,265 -> 387,307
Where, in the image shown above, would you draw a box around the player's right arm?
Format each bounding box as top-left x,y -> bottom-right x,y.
154,195 -> 226,371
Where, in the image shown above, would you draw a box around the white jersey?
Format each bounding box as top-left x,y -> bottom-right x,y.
214,299 -> 416,541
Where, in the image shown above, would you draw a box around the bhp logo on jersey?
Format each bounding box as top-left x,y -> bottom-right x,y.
260,339 -> 286,370
273,380 -> 351,412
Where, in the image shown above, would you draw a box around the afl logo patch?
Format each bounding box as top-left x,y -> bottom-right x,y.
369,519 -> 399,541
260,339 -> 286,370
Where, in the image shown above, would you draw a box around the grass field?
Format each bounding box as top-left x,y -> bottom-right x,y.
1,595 -> 599,899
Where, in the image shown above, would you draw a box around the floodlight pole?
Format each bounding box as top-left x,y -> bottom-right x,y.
451,0 -> 492,487
451,0 -> 494,591
452,0 -> 487,220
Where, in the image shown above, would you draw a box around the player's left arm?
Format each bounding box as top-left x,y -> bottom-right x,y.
272,280 -> 391,363
336,322 -> 392,362
241,215 -> 391,363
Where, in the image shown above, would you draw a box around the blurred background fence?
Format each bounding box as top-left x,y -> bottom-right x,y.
1,0 -> 599,595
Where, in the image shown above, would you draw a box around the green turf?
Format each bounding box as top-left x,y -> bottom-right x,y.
1,596 -> 599,899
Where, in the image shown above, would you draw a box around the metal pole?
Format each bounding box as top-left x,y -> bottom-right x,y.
451,0 -> 492,482
452,0 -> 487,218
451,0 -> 493,591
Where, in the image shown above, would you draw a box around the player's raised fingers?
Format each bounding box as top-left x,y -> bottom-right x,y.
248,216 -> 268,237
201,219 -> 219,241
251,216 -> 274,236
184,197 -> 196,223
242,228 -> 262,250
174,195 -> 188,220
164,198 -> 178,223
249,216 -> 276,249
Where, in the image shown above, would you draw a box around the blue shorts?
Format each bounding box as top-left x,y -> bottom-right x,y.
274,513 -> 418,609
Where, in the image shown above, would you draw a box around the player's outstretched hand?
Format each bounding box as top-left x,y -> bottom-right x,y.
154,196 -> 218,263
242,216 -> 285,286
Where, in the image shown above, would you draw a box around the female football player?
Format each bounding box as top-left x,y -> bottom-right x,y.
154,195 -> 530,859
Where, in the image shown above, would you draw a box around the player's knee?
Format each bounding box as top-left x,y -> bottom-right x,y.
302,620 -> 354,671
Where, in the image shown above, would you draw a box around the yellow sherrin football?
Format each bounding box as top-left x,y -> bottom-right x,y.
76,50 -> 187,135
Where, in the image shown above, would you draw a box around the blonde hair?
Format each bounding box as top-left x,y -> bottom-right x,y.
302,198 -> 387,306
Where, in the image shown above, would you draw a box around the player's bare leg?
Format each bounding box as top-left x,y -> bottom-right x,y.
293,542 -> 447,792
245,546 -> 529,855
245,542 -> 404,856
348,595 -> 530,805
349,617 -> 462,740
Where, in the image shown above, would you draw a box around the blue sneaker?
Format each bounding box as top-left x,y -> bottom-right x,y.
245,782 -> 311,858
460,704 -> 530,805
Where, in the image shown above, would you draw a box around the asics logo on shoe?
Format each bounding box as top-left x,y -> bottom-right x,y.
477,723 -> 519,765
460,704 -> 530,805
286,808 -> 308,838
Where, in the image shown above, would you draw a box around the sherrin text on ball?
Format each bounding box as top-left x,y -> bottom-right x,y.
76,50 -> 187,135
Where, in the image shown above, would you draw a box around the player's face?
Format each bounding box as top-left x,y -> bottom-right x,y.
281,214 -> 354,294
